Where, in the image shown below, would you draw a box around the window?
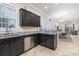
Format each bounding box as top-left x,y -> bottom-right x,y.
0,3 -> 16,28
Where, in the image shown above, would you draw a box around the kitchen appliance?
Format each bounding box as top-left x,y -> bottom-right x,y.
24,37 -> 34,51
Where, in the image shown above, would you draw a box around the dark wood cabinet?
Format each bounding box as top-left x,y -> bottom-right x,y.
19,8 -> 40,27
46,35 -> 57,50
0,33 -> 57,56
10,37 -> 24,56
39,34 -> 57,50
32,34 -> 57,50
40,34 -> 47,46
0,36 -> 24,56
32,34 -> 40,46
0,44 -> 10,56
0,39 -> 10,56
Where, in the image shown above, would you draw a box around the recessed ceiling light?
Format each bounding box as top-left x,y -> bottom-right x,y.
44,6 -> 48,9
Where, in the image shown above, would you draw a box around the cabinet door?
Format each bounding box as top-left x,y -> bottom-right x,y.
20,9 -> 28,26
41,37 -> 47,46
33,14 -> 39,27
0,44 -> 10,56
25,11 -> 30,26
10,37 -> 24,56
22,10 -> 28,26
30,13 -> 34,26
0,39 -> 11,56
46,36 -> 54,49
46,35 -> 57,50
21,10 -> 25,26
40,34 -> 47,46
37,16 -> 40,27
40,34 -> 57,50
32,34 -> 38,46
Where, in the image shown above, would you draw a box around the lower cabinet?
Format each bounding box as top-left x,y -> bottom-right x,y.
10,37 -> 24,56
0,35 -> 36,56
33,34 -> 40,46
0,44 -> 10,56
0,39 -> 11,56
0,34 -> 57,56
0,36 -> 24,56
40,34 -> 57,50
40,34 -> 47,46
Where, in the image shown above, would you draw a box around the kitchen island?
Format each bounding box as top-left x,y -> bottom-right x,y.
0,31 -> 57,56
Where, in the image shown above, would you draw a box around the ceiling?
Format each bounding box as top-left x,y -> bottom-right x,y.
31,3 -> 79,18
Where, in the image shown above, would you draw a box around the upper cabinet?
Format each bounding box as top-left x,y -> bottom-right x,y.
19,8 -> 40,27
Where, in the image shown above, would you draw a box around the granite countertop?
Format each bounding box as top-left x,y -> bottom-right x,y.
38,31 -> 57,35
0,31 -> 57,39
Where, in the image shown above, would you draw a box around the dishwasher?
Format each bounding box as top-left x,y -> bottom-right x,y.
24,36 -> 34,51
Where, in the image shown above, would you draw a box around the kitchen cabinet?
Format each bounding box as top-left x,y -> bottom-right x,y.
0,44 -> 10,56
0,32 -> 57,56
32,34 -> 41,46
19,8 -> 40,27
40,34 -> 57,50
10,36 -> 24,56
20,9 -> 26,26
0,39 -> 10,56
0,34 -> 38,56
39,34 -> 47,46
46,35 -> 57,50
32,34 -> 57,50
0,36 -> 24,56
